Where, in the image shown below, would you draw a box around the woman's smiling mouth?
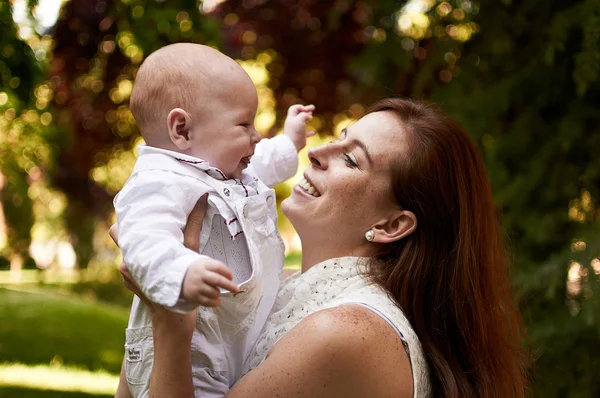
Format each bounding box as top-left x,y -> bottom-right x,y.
298,178 -> 321,197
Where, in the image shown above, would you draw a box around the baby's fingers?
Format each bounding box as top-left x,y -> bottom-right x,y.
287,104 -> 303,116
198,284 -> 221,300
287,104 -> 315,116
300,112 -> 313,121
205,261 -> 233,280
197,297 -> 221,307
204,270 -> 240,294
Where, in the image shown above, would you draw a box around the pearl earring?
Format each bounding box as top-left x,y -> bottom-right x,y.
365,230 -> 375,242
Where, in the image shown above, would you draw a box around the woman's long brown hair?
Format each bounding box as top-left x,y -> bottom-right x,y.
367,98 -> 528,397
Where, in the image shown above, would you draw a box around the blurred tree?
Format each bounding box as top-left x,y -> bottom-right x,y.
0,0 -> 42,269
216,0 -> 367,132
429,1 -> 600,396
48,0 -> 222,267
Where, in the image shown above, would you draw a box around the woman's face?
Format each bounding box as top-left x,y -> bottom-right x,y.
282,110 -> 409,253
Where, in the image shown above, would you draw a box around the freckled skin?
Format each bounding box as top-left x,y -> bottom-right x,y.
229,305 -> 413,398
224,112 -> 415,398
282,111 -> 411,269
139,111 -> 416,398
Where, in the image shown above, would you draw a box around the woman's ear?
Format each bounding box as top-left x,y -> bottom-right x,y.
370,210 -> 417,243
167,108 -> 192,150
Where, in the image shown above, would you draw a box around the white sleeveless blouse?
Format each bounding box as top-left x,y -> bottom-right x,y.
244,256 -> 432,397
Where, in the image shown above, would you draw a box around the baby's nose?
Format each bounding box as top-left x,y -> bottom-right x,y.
251,128 -> 260,143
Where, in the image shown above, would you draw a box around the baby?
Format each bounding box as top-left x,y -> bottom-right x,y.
113,43 -> 314,397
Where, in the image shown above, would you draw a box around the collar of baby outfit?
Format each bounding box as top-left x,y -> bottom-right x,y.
136,145 -> 265,239
137,144 -> 261,197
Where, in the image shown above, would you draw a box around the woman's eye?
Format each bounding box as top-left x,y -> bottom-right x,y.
239,122 -> 250,128
343,153 -> 358,168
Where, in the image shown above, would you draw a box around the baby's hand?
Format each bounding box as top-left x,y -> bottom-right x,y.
181,257 -> 239,307
284,104 -> 316,152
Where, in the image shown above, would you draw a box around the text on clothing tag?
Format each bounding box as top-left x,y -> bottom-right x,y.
126,347 -> 142,363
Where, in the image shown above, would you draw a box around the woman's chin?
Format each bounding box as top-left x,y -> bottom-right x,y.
280,197 -> 293,217
281,196 -> 302,223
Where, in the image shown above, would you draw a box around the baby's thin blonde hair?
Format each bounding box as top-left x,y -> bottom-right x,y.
129,43 -> 222,143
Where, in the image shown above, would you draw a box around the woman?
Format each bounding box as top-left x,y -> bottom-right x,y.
120,98 -> 529,397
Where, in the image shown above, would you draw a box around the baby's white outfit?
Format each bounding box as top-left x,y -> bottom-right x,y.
114,135 -> 297,398
245,256 -> 432,397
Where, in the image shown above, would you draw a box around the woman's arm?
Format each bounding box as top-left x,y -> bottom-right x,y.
114,358 -> 131,398
118,262 -> 196,398
148,306 -> 196,398
228,304 -> 414,398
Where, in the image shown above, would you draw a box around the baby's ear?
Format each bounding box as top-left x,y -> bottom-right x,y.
167,108 -> 192,150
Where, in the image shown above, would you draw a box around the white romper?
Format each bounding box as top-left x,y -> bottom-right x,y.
114,135 -> 297,398
245,256 -> 433,397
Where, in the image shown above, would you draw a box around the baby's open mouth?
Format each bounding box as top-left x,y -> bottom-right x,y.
298,178 -> 321,197
241,156 -> 252,167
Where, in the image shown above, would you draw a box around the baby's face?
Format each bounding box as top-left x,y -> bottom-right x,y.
187,72 -> 260,179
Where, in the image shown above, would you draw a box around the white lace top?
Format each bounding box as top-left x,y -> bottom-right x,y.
244,256 -> 432,397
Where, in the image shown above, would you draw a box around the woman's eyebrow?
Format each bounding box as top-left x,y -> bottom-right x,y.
342,128 -> 373,166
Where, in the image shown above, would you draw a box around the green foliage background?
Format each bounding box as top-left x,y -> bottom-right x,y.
1,0 -> 599,396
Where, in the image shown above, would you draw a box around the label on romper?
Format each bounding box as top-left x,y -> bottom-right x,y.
126,347 -> 142,362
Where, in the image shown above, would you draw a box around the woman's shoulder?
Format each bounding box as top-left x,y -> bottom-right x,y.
325,281 -> 432,397
230,304 -> 413,398
282,305 -> 414,396
296,303 -> 413,359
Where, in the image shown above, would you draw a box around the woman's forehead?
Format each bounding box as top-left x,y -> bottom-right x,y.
348,111 -> 408,161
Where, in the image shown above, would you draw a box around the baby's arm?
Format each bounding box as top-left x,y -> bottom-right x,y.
249,104 -> 315,187
113,194 -> 207,398
115,173 -> 237,310
283,104 -> 315,152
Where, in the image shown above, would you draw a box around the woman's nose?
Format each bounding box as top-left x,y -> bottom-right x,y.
308,144 -> 329,169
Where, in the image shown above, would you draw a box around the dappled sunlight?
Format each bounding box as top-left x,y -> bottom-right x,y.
239,52 -> 278,134
0,362 -> 118,395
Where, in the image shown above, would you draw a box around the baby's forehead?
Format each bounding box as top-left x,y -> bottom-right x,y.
133,44 -> 255,112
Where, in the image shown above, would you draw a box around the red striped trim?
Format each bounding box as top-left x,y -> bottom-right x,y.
215,169 -> 227,180
231,231 -> 244,239
236,179 -> 249,197
225,217 -> 238,225
175,158 -> 205,164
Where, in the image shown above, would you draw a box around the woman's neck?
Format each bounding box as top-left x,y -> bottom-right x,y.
300,249 -> 329,273
300,240 -> 371,273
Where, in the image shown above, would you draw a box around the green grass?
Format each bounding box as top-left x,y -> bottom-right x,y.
0,386 -> 112,397
0,288 -> 128,374
0,255 -> 302,397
